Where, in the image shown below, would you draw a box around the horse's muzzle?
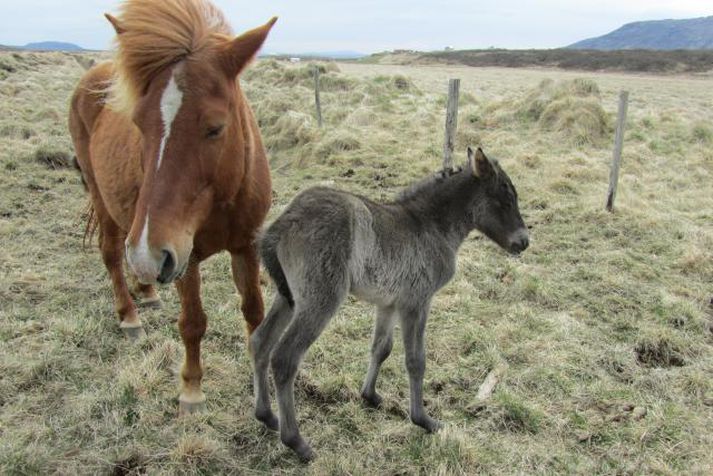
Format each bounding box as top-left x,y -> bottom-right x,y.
157,248 -> 178,284
126,242 -> 182,285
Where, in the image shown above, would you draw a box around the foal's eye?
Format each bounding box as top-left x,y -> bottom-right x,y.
206,125 -> 224,139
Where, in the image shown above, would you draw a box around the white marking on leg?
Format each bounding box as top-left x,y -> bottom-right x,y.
157,71 -> 184,171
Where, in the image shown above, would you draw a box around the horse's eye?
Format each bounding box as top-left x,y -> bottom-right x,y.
206,125 -> 224,139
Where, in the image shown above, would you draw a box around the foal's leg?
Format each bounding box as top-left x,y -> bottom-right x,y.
97,212 -> 144,340
361,304 -> 397,407
230,247 -> 265,335
271,289 -> 346,461
175,261 -> 208,415
250,293 -> 294,430
399,302 -> 442,432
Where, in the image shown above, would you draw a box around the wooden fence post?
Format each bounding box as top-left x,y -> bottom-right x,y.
443,78 -> 460,170
313,66 -> 323,128
606,90 -> 629,212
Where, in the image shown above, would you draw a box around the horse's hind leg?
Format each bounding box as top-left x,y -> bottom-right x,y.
230,246 -> 265,335
250,292 -> 293,430
361,304 -> 397,407
271,286 -> 347,461
97,210 -> 144,340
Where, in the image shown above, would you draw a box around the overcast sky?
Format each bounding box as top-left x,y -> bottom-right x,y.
0,0 -> 710,53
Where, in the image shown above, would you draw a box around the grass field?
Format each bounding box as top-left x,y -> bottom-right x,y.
1,51 -> 712,474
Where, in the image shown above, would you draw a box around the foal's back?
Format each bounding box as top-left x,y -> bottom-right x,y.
264,186 -> 454,306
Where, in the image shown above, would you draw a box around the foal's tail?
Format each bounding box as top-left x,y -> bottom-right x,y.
259,230 -> 294,307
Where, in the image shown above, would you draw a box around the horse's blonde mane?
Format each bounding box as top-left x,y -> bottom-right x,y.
108,0 -> 233,115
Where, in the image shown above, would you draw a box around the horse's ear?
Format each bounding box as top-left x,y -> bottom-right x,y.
105,13 -> 126,35
223,17 -> 277,77
469,146 -> 494,178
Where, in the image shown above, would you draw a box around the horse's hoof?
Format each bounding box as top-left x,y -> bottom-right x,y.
179,399 -> 207,416
138,297 -> 162,310
121,325 -> 146,341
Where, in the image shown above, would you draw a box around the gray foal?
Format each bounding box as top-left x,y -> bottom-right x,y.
251,147 -> 529,460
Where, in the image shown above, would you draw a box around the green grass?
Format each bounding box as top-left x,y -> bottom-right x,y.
0,51 -> 712,474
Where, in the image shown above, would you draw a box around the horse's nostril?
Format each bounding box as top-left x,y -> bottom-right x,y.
157,249 -> 177,284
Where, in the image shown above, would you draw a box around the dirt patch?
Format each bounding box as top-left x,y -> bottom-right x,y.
635,337 -> 687,368
111,454 -> 147,476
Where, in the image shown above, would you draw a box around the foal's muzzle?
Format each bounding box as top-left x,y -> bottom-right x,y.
508,228 -> 530,255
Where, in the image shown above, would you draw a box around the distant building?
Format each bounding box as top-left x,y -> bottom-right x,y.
290,57 -> 301,63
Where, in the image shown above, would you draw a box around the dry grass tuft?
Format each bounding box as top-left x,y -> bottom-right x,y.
34,144 -> 73,169
691,121 -> 713,144
511,78 -> 611,146
264,111 -> 317,151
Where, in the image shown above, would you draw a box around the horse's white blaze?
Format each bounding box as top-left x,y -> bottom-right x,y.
136,215 -> 151,262
127,214 -> 158,282
157,72 -> 184,171
127,68 -> 184,283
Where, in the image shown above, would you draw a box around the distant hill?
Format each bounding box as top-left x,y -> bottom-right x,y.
363,49 -> 713,74
569,16 -> 713,50
263,50 -> 366,60
22,41 -> 84,51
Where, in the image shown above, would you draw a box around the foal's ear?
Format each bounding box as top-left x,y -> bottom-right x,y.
467,146 -> 494,178
105,13 -> 126,35
223,17 -> 278,77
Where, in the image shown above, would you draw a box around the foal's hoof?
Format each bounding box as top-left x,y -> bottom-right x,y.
283,436 -> 315,462
120,324 -> 146,341
361,391 -> 383,408
255,409 -> 279,431
137,296 -> 162,310
413,416 -> 443,433
179,399 -> 207,416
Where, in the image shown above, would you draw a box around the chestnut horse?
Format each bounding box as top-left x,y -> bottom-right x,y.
68,0 -> 276,414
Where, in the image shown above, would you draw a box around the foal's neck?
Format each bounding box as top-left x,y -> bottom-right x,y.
397,171 -> 480,250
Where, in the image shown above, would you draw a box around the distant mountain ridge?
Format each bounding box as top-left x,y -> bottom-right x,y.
22,41 -> 83,51
263,50 -> 366,60
0,41 -> 84,51
569,16 -> 713,50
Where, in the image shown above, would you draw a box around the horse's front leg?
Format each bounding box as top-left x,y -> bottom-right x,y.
175,260 -> 208,415
126,271 -> 162,309
230,245 -> 265,336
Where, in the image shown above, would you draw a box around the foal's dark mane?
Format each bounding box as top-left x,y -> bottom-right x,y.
395,167 -> 468,204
